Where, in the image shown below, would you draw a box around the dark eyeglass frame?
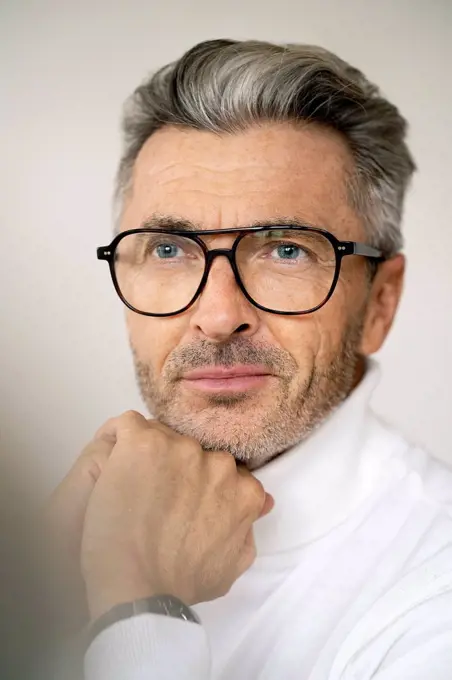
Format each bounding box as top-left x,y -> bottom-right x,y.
97,225 -> 385,317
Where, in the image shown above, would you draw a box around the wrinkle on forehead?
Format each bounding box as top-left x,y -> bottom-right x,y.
121,122 -> 363,241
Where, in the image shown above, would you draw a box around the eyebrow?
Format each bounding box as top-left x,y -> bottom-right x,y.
140,215 -> 201,232
139,214 -> 327,232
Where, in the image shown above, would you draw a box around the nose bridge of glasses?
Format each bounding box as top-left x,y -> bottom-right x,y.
202,247 -> 242,288
205,247 -> 235,265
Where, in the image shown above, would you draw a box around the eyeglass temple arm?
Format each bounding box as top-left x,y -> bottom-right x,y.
340,242 -> 385,260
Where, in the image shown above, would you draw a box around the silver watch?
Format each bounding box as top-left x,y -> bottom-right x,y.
86,595 -> 201,648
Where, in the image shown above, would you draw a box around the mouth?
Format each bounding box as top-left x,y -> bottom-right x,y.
180,365 -> 273,394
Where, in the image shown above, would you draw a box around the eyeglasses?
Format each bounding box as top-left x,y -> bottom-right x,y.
97,226 -> 384,317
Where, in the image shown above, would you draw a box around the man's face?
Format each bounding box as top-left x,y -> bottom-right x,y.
120,122 -> 400,469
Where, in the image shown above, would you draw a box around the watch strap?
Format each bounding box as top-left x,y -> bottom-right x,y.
85,594 -> 200,650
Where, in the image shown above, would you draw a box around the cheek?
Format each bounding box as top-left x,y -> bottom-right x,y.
126,312 -> 183,372
264,315 -> 325,371
264,288 -> 353,367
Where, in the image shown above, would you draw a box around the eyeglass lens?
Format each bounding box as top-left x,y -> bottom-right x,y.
113,229 -> 337,315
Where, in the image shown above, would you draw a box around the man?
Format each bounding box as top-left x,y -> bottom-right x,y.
50,39 -> 452,678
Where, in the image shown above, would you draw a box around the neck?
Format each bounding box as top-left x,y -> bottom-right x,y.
252,359 -> 383,553
249,355 -> 369,472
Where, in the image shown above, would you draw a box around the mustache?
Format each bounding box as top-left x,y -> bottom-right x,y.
163,339 -> 297,381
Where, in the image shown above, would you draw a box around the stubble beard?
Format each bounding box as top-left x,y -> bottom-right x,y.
132,315 -> 366,470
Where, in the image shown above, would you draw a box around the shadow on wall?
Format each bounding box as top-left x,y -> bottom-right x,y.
0,458 -> 84,680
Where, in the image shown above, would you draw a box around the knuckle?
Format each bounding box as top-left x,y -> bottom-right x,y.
115,411 -> 148,444
206,453 -> 240,495
120,410 -> 146,429
210,452 -> 238,473
134,427 -> 166,455
241,476 -> 266,511
240,469 -> 260,490
94,410 -> 147,443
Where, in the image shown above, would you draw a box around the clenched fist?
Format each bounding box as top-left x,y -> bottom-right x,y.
80,411 -> 274,620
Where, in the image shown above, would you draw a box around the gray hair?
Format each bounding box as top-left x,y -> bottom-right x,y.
115,39 -> 416,255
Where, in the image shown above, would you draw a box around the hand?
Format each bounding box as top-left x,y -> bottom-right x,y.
80,411 -> 274,620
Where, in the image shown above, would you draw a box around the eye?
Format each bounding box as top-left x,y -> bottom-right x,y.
268,243 -> 309,261
153,243 -> 184,259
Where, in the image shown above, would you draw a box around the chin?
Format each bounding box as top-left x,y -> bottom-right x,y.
156,400 -> 304,470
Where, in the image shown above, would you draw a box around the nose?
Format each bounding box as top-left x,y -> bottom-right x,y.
188,252 -> 260,342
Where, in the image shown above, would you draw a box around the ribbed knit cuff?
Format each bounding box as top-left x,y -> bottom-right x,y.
84,613 -> 211,680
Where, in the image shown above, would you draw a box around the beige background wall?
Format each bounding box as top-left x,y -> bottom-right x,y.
1,0 -> 451,490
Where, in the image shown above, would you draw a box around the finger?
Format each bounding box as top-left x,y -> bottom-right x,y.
259,492 -> 275,519
236,467 -> 274,521
78,437 -> 116,484
94,412 -> 177,443
46,438 -> 114,547
94,410 -> 150,442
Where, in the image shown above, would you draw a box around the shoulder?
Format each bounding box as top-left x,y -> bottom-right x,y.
363,412 -> 452,574
330,417 -> 452,679
371,412 -> 452,517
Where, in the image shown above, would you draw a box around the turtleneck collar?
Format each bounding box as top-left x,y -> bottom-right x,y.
252,360 -> 387,555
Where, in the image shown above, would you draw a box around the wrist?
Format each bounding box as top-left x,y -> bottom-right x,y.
86,583 -> 158,621
83,565 -> 159,621
85,595 -> 201,651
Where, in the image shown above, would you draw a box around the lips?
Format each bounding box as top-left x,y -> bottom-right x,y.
181,365 -> 272,393
182,365 -> 271,380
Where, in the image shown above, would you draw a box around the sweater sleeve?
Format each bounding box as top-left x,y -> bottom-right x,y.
84,614 -> 211,680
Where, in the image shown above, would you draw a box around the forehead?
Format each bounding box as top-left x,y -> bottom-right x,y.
121,122 -> 363,239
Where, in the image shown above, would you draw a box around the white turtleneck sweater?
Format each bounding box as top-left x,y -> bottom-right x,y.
85,362 -> 452,679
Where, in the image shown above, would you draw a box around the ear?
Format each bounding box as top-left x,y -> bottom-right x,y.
360,254 -> 405,356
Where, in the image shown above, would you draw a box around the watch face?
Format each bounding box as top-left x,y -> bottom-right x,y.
150,595 -> 200,624
168,596 -> 201,624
